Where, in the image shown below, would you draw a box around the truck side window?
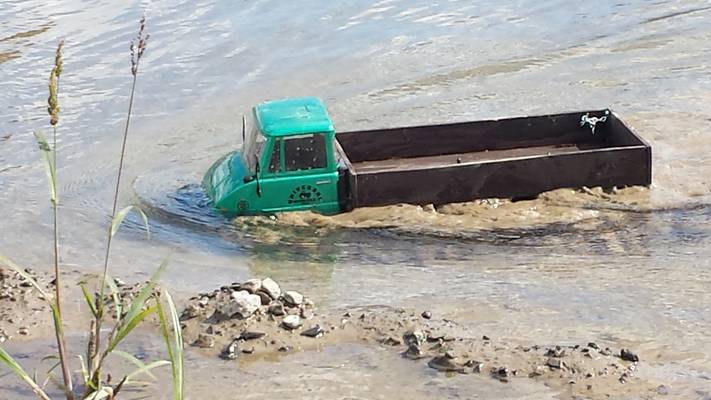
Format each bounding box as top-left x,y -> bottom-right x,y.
268,140 -> 281,173
284,134 -> 326,172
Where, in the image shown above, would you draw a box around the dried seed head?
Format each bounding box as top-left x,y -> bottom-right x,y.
130,15 -> 149,76
54,39 -> 64,78
47,40 -> 64,126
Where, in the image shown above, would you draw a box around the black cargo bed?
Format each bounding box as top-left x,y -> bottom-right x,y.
335,110 -> 651,209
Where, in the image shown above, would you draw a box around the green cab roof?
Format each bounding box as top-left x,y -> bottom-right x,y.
254,97 -> 335,137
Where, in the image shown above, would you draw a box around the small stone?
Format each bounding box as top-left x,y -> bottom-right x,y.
620,349 -> 639,362
113,278 -> 126,287
403,330 -> 426,348
256,291 -> 271,305
545,346 -> 566,358
299,307 -> 314,319
588,342 -> 600,350
303,298 -> 315,308
496,367 -> 509,377
381,336 -> 402,346
198,297 -> 209,307
241,347 -> 255,354
268,302 -> 286,316
239,279 -> 261,294
260,278 -> 281,299
402,345 -> 426,360
239,330 -> 266,340
482,335 -> 490,341
600,347 -> 612,356
278,345 -> 292,352
421,311 -> 432,319
216,290 -> 261,319
282,291 -> 303,307
656,385 -> 669,395
428,356 -> 464,373
18,327 -> 29,336
301,325 -> 324,338
181,303 -> 202,320
343,312 -> 352,318
193,334 -> 215,348
546,358 -> 563,370
220,341 -> 239,360
281,315 -> 302,330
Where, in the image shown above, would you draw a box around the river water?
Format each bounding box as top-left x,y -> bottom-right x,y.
1,0 -> 711,398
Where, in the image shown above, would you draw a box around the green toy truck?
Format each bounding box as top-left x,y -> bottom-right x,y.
203,97 -> 651,217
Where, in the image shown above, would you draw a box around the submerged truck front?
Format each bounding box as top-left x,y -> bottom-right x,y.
203,97 -> 343,216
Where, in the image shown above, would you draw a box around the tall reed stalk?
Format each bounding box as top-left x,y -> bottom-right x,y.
45,39 -> 75,400
90,16 -> 149,388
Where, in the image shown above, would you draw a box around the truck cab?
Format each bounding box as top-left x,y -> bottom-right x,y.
202,97 -> 342,216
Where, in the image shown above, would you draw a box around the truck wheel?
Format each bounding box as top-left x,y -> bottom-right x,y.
237,200 -> 249,212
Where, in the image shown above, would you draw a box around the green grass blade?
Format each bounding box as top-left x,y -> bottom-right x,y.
124,360 -> 170,384
0,254 -> 51,301
0,346 -> 51,400
113,350 -> 162,381
81,284 -> 99,318
165,290 -> 184,400
107,305 -> 156,353
115,258 -> 167,332
104,273 -> 123,318
111,205 -> 150,239
157,290 -> 184,400
32,131 -> 57,204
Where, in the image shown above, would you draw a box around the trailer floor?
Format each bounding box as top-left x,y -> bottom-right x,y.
351,142 -> 604,173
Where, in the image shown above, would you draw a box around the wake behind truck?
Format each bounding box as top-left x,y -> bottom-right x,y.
203,97 -> 651,216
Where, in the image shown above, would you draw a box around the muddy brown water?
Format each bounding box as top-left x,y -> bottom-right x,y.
1,0 -> 711,399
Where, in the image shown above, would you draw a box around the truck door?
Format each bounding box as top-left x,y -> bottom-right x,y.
258,133 -> 340,214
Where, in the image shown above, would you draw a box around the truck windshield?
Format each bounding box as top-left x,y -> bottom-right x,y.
242,114 -> 265,174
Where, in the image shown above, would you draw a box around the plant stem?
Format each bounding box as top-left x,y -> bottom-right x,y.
52,111 -> 74,400
92,71 -> 138,388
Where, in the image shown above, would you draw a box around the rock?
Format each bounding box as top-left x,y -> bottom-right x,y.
241,347 -> 255,354
482,335 -> 490,341
220,341 -> 239,360
588,342 -> 600,350
268,302 -> 286,316
113,278 -> 126,287
281,315 -> 302,330
403,330 -> 426,347
381,336 -> 402,346
299,307 -> 314,319
239,330 -> 266,340
198,297 -> 209,307
181,303 -> 202,320
260,278 -> 281,299
239,279 -> 261,294
421,311 -> 432,319
303,298 -> 315,308
278,345 -> 292,352
193,334 -> 215,348
545,346 -> 566,358
656,385 -> 669,395
216,290 -> 261,319
282,291 -> 303,307
496,367 -> 509,377
402,345 -> 426,360
428,356 -> 464,373
620,349 -> 639,362
546,358 -> 563,370
18,327 -> 29,336
301,325 -> 324,338
256,291 -> 271,305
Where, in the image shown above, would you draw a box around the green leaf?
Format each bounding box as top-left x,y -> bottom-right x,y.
0,254 -> 51,302
111,205 -> 150,239
0,346 -> 51,400
113,350 -> 164,381
104,273 -> 123,318
81,284 -> 99,318
33,131 -> 57,204
107,305 -> 156,353
124,359 -> 170,384
157,290 -> 184,400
